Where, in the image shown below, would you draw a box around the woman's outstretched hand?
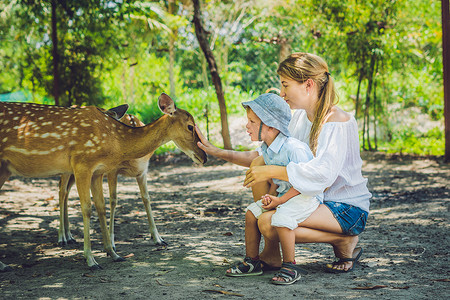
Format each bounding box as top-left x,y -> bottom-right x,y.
195,125 -> 220,156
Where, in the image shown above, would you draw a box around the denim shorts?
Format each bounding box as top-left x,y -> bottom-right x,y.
323,201 -> 368,236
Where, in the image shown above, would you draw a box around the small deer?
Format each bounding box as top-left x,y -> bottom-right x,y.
57,109 -> 167,249
0,93 -> 206,271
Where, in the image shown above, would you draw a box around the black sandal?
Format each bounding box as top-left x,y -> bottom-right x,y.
326,247 -> 363,273
225,257 -> 263,277
271,262 -> 308,285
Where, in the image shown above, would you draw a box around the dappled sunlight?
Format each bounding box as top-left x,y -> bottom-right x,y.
0,156 -> 448,299
4,216 -> 45,231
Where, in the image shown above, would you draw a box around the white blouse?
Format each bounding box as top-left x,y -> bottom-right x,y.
286,109 -> 371,212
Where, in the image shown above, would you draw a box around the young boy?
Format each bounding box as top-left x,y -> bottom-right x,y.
225,93 -> 321,285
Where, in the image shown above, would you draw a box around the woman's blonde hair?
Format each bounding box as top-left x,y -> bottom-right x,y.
277,52 -> 338,155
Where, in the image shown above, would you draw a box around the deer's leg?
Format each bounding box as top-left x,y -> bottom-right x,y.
74,171 -> 100,270
106,172 -> 118,250
64,175 -> 76,243
0,261 -> 12,272
0,161 -> 11,189
91,174 -> 124,263
58,174 -> 76,246
0,162 -> 13,272
136,173 -> 167,246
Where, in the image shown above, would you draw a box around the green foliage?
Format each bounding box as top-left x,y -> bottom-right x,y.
0,0 -> 445,156
379,127 -> 444,156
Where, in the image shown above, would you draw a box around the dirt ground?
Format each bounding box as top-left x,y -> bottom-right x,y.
0,152 -> 449,299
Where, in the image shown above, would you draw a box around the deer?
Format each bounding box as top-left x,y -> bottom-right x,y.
0,93 -> 207,271
57,109 -> 167,249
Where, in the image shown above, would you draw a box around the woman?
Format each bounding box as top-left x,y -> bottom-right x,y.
195,52 -> 371,279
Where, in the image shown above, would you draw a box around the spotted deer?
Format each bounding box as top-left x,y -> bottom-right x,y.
57,110 -> 167,249
0,93 -> 207,271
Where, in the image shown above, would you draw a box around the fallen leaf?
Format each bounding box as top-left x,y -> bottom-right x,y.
82,273 -> 95,277
351,285 -> 388,290
203,290 -> 243,297
123,253 -> 134,258
223,232 -> 233,236
431,278 -> 450,282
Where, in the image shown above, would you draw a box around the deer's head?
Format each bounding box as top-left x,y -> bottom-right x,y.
158,93 -> 207,165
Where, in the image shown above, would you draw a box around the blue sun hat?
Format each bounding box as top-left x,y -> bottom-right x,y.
242,93 -> 291,138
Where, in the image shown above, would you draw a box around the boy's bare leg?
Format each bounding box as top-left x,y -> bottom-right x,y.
276,227 -> 296,263
272,227 -> 297,282
259,205 -> 359,271
258,211 -> 282,267
244,210 -> 261,258
226,210 -> 261,274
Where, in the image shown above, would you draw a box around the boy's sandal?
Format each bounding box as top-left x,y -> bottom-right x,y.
271,262 -> 308,285
326,247 -> 363,273
225,257 -> 263,277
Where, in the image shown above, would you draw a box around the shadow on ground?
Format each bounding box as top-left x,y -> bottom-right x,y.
0,153 -> 449,299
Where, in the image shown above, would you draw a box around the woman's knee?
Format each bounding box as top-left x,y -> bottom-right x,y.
250,155 -> 265,167
249,157 -> 270,201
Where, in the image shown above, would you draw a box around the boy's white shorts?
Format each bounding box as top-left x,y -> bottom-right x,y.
247,194 -> 320,230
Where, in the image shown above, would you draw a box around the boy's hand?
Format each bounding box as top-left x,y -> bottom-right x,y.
261,194 -> 272,206
261,194 -> 280,210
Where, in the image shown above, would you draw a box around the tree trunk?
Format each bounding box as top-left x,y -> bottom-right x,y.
200,52 -> 209,88
442,0 -> 450,162
364,55 -> 376,150
192,0 -> 232,149
373,59 -> 378,150
129,64 -> 135,104
51,0 -> 60,106
121,59 -> 128,103
355,67 -> 364,119
168,37 -> 176,98
279,38 -> 291,63
168,0 -> 177,98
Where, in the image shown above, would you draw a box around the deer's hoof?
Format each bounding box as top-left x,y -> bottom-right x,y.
0,265 -> 13,272
113,256 -> 126,262
89,264 -> 103,271
67,238 -> 77,244
156,240 -> 168,247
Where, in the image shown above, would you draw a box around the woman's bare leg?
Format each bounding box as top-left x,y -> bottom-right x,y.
259,204 -> 361,271
249,156 -> 270,201
251,181 -> 270,202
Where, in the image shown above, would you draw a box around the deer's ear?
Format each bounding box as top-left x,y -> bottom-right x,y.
158,93 -> 177,116
106,104 -> 129,120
